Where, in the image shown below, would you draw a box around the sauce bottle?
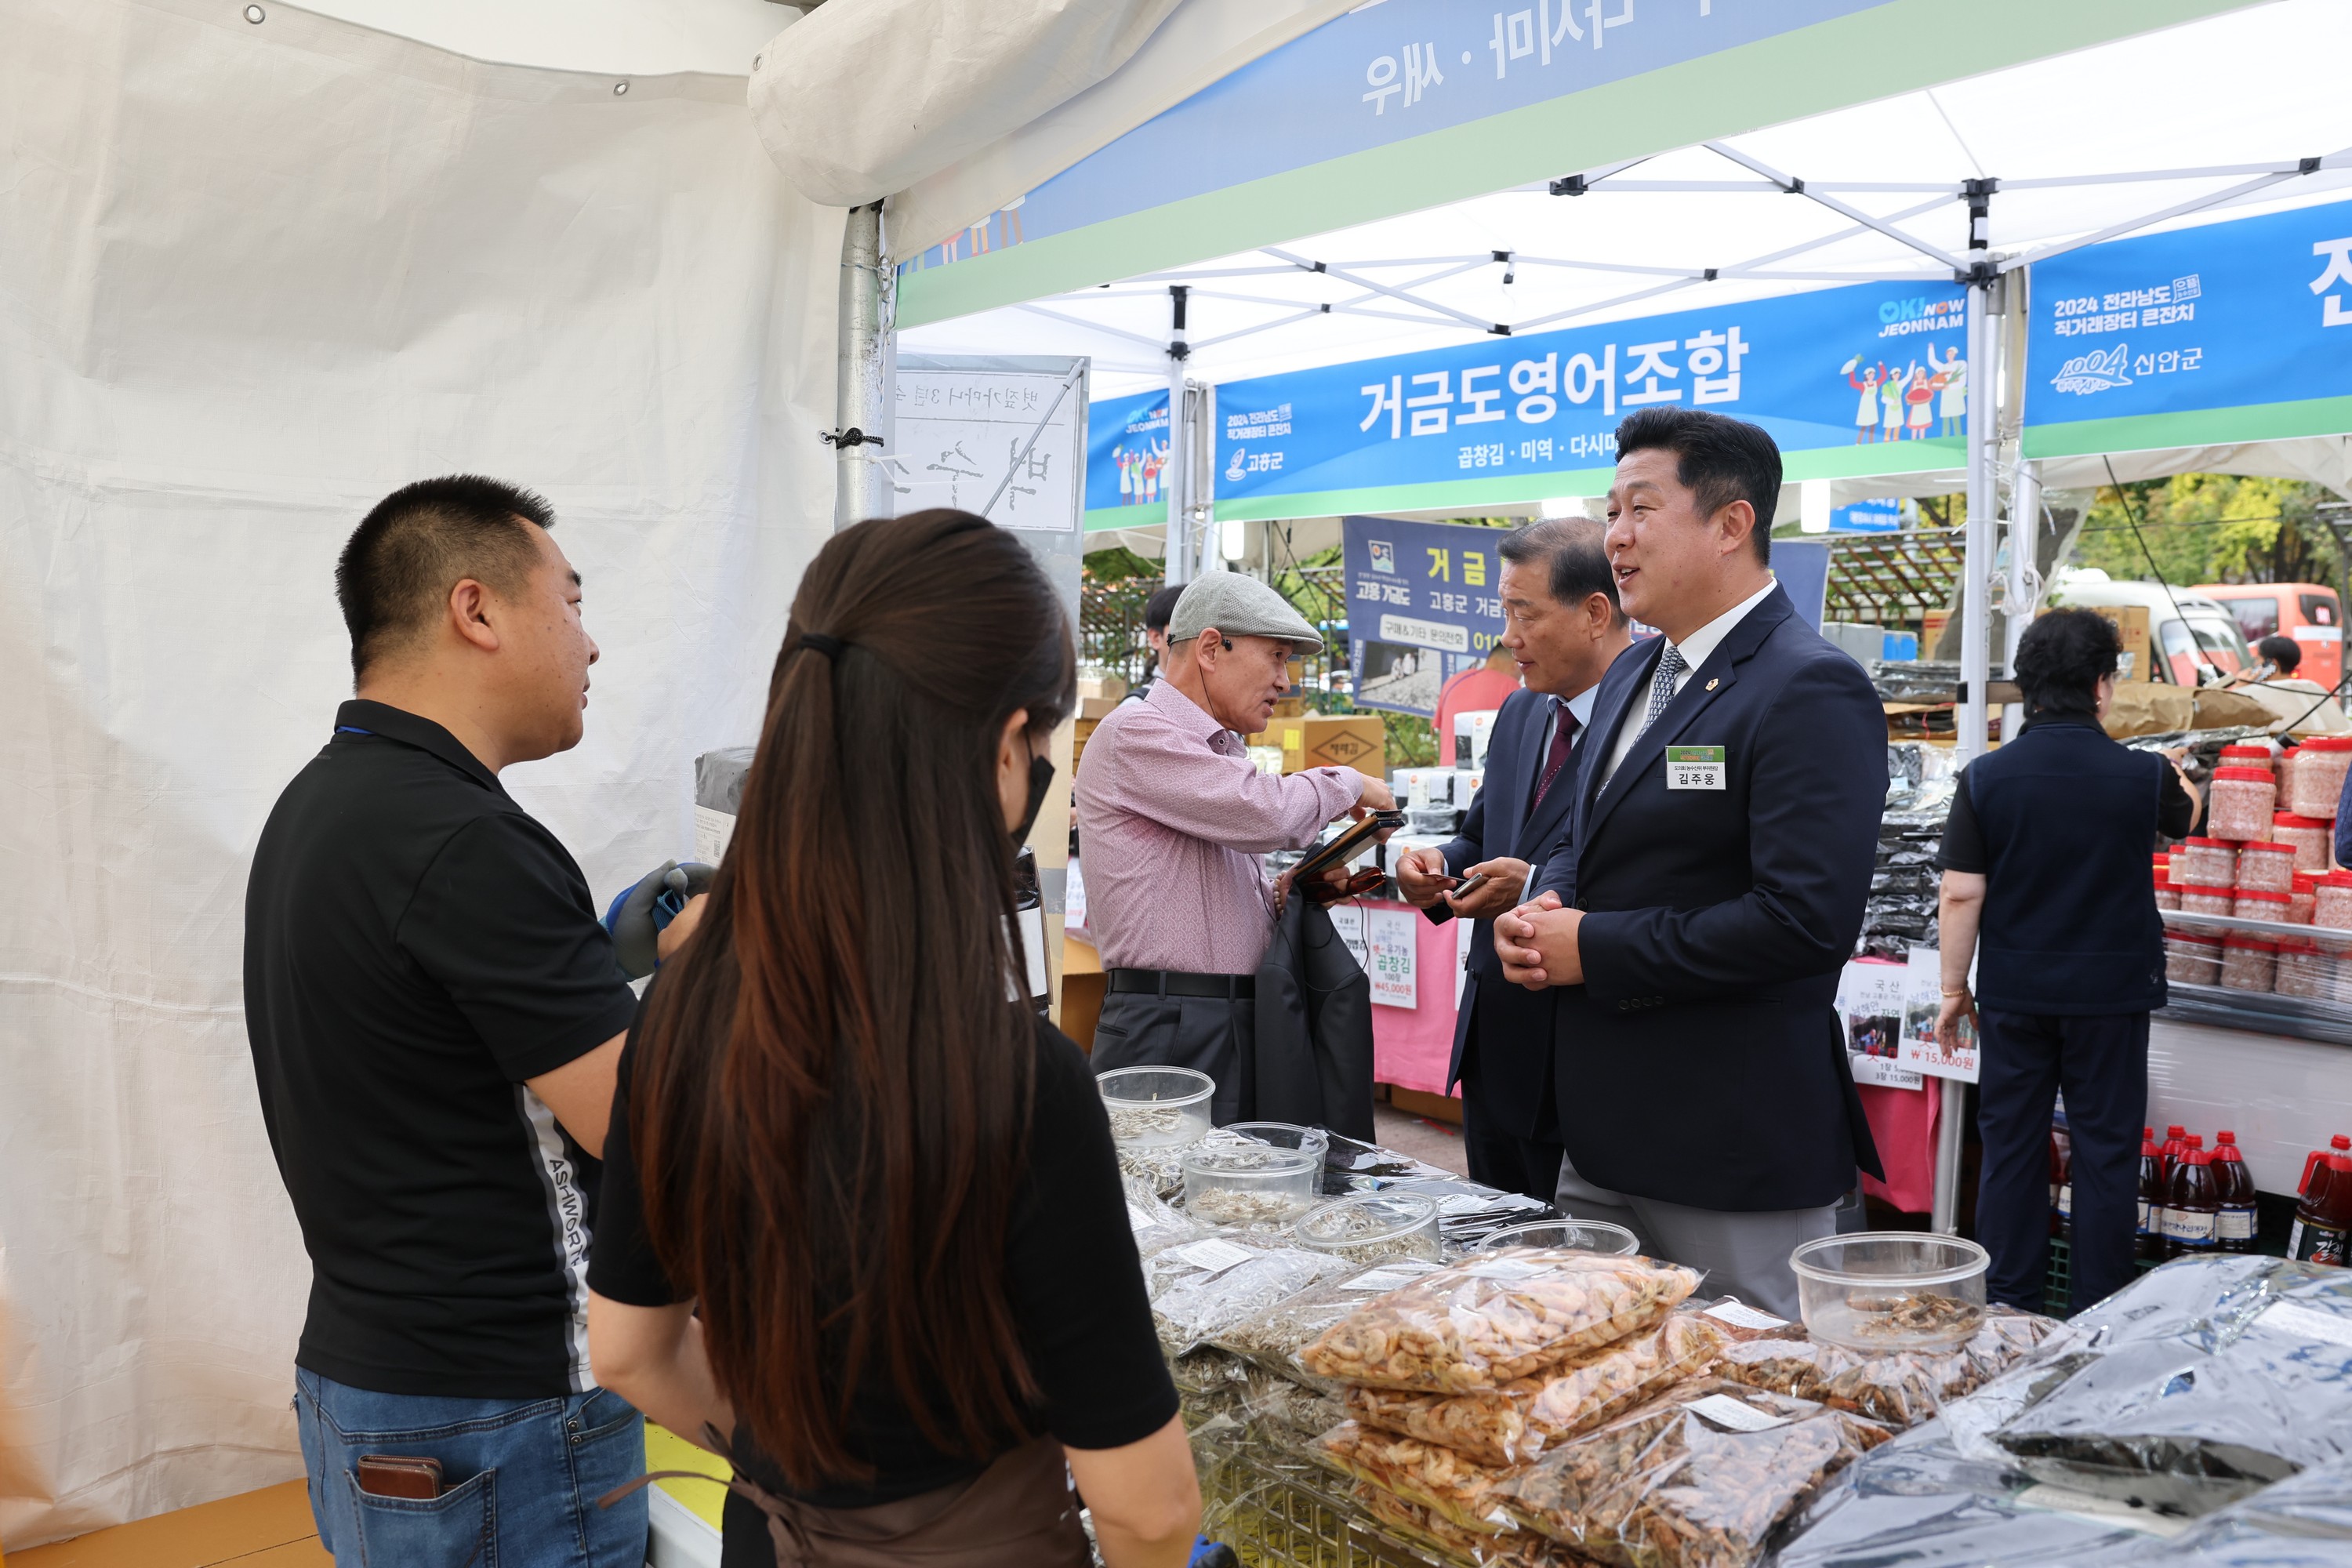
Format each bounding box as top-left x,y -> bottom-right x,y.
2211,1131 -> 2258,1254
2161,1125 -> 2190,1185
2137,1126 -> 2166,1261
2292,1134 -> 2352,1267
2162,1134 -> 2216,1259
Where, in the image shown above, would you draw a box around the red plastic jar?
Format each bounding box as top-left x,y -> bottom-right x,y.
2220,743 -> 2274,771
2221,937 -> 2278,993
2156,869 -> 2181,912
2288,735 -> 2352,819
2208,768 -> 2279,841
2318,870 -> 2352,931
2235,887 -> 2292,924
2166,933 -> 2223,985
2178,838 -> 2238,887
2278,942 -> 2337,1000
2238,840 -> 2299,892
2177,882 -> 2237,917
2274,813 -> 2333,874
2291,872 -> 2319,926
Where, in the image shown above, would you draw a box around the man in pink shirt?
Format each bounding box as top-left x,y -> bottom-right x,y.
1076,573 -> 1394,1121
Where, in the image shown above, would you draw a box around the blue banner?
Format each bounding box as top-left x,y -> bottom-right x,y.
1341,516 -> 1508,716
1086,389 -> 1172,528
1217,280 -> 1971,518
2024,195 -> 2352,455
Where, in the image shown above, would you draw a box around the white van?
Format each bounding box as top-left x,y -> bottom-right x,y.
2048,571 -> 2254,685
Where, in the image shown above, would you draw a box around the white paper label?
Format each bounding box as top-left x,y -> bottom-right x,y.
1366,907 -> 1419,1008
1683,1394 -> 1790,1432
692,804 -> 736,865
2058,1183 -> 2073,1218
1664,745 -> 1725,790
1466,1257 -> 1549,1281
2262,1300 -> 2352,1349
1439,1193 -> 1495,1216
1126,1202 -> 1159,1233
1704,1301 -> 1791,1331
2161,1209 -> 2215,1242
2137,1200 -> 2153,1233
2215,1207 -> 2256,1241
1345,1261 -> 1441,1292
1171,1238 -> 1255,1275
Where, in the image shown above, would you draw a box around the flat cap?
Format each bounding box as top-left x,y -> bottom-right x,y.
1168,572 -> 1324,655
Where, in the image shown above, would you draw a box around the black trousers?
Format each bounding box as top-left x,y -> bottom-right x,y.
1974,1008 -> 2148,1312
1090,989 -> 1251,1127
1459,1037 -> 1564,1205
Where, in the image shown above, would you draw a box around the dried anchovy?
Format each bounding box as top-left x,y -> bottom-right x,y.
1846,1291 -> 1984,1342
1715,1306 -> 2054,1429
1312,1230 -> 1441,1266
1108,1102 -> 1193,1145
1189,1187 -> 1315,1228
1149,1245 -> 1348,1356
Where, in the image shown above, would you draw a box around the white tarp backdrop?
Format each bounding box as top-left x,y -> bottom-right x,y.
0,0 -> 838,1545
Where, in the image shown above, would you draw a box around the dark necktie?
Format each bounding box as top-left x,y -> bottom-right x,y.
1531,706 -> 1578,810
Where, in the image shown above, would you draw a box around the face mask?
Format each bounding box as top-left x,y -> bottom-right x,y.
1011,753 -> 1056,848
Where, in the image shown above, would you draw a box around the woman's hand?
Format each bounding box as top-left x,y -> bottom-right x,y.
1936,986 -> 1977,1053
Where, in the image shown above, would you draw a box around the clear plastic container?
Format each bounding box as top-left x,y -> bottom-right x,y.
2274,813 -> 2332,874
2236,840 -> 2298,892
2288,735 -> 2352,819
1098,1066 -> 1214,1149
1479,1220 -> 1642,1257
2292,873 -> 2319,925
2234,887 -> 2292,923
2220,937 -> 2277,993
2166,934 -> 2223,985
2155,876 -> 2180,913
1294,1192 -> 1443,1265
1181,1142 -> 1320,1229
2318,871 -> 2352,931
2206,768 -> 2278,842
2177,838 -> 2237,887
2277,943 -> 2336,1000
1225,1121 -> 1331,1158
1788,1233 -> 1990,1352
2177,883 -> 2235,916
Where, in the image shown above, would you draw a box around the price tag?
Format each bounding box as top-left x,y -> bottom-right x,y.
1439,1193 -> 1495,1216
1703,1301 -> 1791,1331
1344,1260 -> 1442,1292
1664,745 -> 1726,791
1126,1202 -> 1159,1233
2261,1300 -> 2352,1349
1465,1257 -> 1549,1281
1682,1394 -> 1791,1432
1171,1238 -> 1255,1276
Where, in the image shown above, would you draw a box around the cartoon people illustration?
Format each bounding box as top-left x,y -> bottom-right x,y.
1846,358 -> 1882,443
1929,343 -> 1967,437
1880,365 -> 1909,444
1905,365 -> 1935,440
1114,445 -> 1135,504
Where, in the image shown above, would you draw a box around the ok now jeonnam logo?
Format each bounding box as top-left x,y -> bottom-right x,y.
2050,343 -> 2133,396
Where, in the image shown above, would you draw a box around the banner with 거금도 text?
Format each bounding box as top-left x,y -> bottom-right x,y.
1086,387 -> 1173,529
1217,279 -> 1972,521
2024,194 -> 2352,457
1341,516 -> 1508,716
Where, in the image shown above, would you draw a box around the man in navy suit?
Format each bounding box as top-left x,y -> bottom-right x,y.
1392,518 -> 1630,1200
1497,408 -> 1883,1316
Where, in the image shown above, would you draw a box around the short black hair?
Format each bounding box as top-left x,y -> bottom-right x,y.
2258,633 -> 2301,673
1613,407 -> 1782,564
1498,517 -> 1624,623
336,475 -> 555,682
2015,608 -> 2123,717
1144,584 -> 1184,633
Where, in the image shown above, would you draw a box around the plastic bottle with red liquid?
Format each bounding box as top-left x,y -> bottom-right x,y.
2292,1134 -> 2352,1266
2210,1132 -> 2258,1253
2136,1127 -> 2167,1262
2162,1135 -> 2217,1259
2153,1125 -> 2190,1246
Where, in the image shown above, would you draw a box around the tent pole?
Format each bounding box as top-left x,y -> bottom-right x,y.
1165,285 -> 1196,582
833,200 -> 892,530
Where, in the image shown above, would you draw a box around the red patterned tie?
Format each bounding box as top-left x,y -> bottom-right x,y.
1531,706 -> 1577,810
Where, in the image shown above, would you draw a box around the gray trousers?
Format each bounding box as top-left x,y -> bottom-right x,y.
1090,989 -> 1253,1127
1555,1155 -> 1838,1320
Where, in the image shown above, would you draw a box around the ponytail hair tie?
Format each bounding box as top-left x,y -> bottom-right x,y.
799,633 -> 846,660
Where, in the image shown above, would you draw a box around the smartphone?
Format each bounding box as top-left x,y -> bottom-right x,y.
357,1455 -> 445,1501
1290,810 -> 1407,886
1449,872 -> 1492,904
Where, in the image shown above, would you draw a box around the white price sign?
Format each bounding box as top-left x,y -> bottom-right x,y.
1366,908 -> 1419,1007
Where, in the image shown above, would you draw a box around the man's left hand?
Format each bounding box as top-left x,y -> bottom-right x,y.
1444,857 -> 1528,921
1493,893 -> 1584,989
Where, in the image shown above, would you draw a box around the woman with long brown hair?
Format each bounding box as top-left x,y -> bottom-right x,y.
587,513 -> 1198,1566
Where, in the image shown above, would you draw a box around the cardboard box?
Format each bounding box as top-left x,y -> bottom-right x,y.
2074,604 -> 2151,685
1077,674 -> 1128,703
1079,695 -> 1123,721
1251,713 -> 1385,775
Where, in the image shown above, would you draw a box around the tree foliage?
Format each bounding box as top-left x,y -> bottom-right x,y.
2071,474 -> 2346,590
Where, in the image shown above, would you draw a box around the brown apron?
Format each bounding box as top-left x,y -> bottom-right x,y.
604,1429 -> 1093,1568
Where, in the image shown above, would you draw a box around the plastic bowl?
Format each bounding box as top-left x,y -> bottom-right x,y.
1225,1121 -> 1331,1158
1296,1192 -> 1443,1265
1097,1066 -> 1214,1149
1478,1220 -> 1642,1257
1789,1234 -> 1991,1352
1181,1143 -> 1320,1229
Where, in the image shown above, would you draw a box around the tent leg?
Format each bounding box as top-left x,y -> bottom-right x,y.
1165,285 -> 1194,582
834,201 -> 892,530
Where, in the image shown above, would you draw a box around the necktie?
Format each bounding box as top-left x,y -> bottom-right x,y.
1531,705 -> 1577,809
1637,644 -> 1687,739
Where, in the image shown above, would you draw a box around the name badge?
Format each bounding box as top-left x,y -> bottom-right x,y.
1665,745 -> 1726,790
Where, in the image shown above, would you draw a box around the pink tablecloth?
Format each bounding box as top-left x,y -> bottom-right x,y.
1363,898 -> 1464,1099
1858,1079 -> 1943,1214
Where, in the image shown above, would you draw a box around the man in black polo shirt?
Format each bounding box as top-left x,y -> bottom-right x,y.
246,476 -> 673,1568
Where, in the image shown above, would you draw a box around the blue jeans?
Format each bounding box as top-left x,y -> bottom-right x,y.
294,1368 -> 648,1568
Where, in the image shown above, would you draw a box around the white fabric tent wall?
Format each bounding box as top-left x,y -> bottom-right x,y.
0,0 -> 837,1545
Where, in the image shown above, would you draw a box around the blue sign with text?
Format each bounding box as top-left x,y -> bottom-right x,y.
1216,279 -> 1970,517
1341,516 -> 1507,717
2024,195 -> 2352,452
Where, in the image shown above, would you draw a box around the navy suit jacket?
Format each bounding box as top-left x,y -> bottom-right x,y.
1530,585 -> 1885,1211
1426,685 -> 1581,1138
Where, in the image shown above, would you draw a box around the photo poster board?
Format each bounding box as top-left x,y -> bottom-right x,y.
1340,515 -> 1508,717
1896,946 -> 1980,1083
1836,956 -> 1924,1090
1323,902 -> 1421,1009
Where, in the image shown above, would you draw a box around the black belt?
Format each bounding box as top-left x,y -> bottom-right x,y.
1109,967 -> 1256,1000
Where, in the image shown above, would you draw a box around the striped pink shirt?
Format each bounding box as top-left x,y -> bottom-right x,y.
1075,680 -> 1365,974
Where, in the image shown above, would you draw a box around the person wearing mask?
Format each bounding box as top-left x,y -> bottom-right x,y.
1392,518 -> 1632,1200
245,476 -> 679,1568
1494,408 -> 1885,1317
1076,574 -> 1395,1122
1121,583 -> 1185,704
2229,631 -> 2352,737
1935,609 -> 2199,1312
588,512 -> 1197,1568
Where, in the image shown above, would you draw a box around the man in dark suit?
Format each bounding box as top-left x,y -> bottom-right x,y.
1496,408 -> 1884,1316
1392,518 -> 1630,1200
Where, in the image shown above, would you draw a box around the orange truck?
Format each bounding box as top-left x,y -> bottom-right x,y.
2194,582 -> 2343,690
